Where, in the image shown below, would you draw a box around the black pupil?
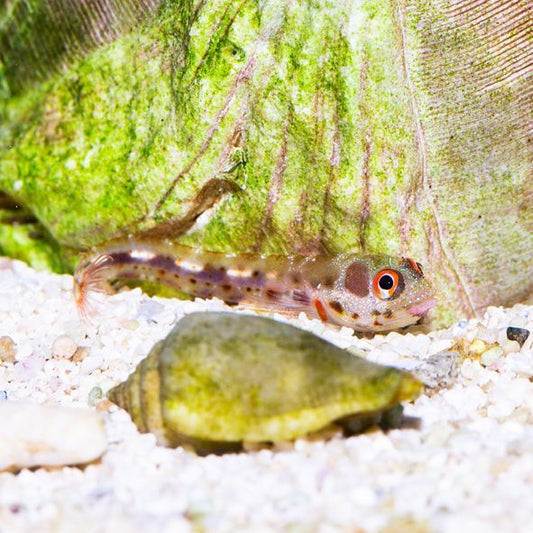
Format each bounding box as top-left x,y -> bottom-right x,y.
379,274 -> 394,290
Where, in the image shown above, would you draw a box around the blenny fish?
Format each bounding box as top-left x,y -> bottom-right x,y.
74,240 -> 435,332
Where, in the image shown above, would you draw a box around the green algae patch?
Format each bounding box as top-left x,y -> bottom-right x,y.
0,26 -> 180,249
0,223 -> 64,272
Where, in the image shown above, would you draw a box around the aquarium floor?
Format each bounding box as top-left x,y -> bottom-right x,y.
0,257 -> 531,533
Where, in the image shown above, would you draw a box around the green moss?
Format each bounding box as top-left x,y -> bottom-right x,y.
0,223 -> 64,271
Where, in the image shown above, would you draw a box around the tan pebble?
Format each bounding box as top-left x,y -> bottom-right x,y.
0,336 -> 16,363
505,407 -> 531,425
52,335 -> 78,359
242,441 -> 269,453
272,440 -> 295,452
72,346 -> 90,362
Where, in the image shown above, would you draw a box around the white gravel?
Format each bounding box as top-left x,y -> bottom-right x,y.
0,257 -> 532,532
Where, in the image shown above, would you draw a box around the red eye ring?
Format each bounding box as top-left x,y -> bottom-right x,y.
373,270 -> 401,300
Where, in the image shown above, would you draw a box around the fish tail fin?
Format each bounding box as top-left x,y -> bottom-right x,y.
73,254 -> 114,323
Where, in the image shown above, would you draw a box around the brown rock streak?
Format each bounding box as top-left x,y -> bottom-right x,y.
358,55 -> 372,251
258,113 -> 291,244
149,54 -> 257,218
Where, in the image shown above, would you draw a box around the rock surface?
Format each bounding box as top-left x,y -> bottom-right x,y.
1,1 -> 532,326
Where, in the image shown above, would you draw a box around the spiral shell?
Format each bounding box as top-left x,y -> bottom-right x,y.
108,313 -> 422,453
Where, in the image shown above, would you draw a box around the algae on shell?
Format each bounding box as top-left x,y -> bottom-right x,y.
108,312 -> 422,454
0,0 -> 532,327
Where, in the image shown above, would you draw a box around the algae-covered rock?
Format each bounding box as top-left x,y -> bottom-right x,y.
108,312 -> 422,454
1,0 -> 532,326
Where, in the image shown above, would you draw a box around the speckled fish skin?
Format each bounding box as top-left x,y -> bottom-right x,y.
107,312 -> 422,451
75,240 -> 435,332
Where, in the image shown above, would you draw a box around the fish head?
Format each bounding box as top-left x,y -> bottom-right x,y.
316,254 -> 436,332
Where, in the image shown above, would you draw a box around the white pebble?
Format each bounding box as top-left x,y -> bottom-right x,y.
14,340 -> 33,360
0,402 -> 107,471
480,346 -> 504,367
81,355 -> 106,374
52,335 -> 78,359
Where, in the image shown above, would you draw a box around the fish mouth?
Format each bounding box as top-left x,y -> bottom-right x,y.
408,298 -> 436,317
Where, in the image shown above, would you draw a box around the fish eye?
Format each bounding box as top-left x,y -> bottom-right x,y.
373,270 -> 403,300
379,274 -> 394,290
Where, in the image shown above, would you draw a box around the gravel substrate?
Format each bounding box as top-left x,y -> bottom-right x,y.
0,257 -> 532,532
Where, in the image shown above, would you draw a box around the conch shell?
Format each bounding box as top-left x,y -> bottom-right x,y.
108,313 -> 422,454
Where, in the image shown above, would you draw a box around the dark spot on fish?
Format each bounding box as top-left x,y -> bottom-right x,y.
245,287 -> 252,292
292,290 -> 310,304
351,312 -> 359,319
225,300 -> 239,307
252,270 -> 260,277
147,255 -> 177,272
371,310 -> 380,316
383,309 -> 394,319
112,252 -> 137,265
158,269 -> 166,276
291,273 -> 302,283
345,261 -> 370,297
328,301 -> 344,314
373,319 -> 383,327
190,278 -> 197,284
506,326 -> 530,347
323,276 -> 335,288
266,289 -> 280,299
196,266 -> 226,283
196,289 -> 212,299
205,282 -> 212,287
222,284 -> 232,291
